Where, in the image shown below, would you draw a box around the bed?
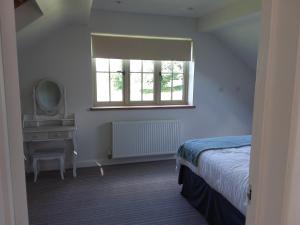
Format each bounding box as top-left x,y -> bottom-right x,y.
176,135 -> 251,225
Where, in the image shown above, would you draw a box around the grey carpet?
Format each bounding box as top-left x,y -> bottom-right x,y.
27,160 -> 207,225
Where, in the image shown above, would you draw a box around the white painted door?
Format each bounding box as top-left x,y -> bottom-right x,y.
280,27 -> 300,225
0,0 -> 29,225
0,23 -> 16,225
246,0 -> 300,225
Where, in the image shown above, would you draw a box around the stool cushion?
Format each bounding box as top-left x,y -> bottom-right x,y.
32,148 -> 65,158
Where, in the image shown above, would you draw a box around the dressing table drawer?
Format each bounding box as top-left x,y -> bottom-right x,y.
48,131 -> 70,139
24,132 -> 48,141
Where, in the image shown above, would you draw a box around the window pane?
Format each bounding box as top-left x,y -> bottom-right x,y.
130,73 -> 142,101
96,72 -> 109,102
130,60 -> 142,72
143,60 -> 154,72
173,61 -> 184,73
161,61 -> 172,73
143,73 -> 154,101
110,59 -> 122,72
95,59 -> 187,104
110,73 -> 123,101
96,58 -> 109,72
172,73 -> 184,101
161,73 -> 172,101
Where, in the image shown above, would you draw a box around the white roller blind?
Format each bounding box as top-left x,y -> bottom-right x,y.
91,34 -> 193,61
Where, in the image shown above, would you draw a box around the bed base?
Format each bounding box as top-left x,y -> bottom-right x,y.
179,165 -> 245,225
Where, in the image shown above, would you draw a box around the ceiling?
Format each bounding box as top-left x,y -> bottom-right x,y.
213,13 -> 261,71
16,0 -> 261,72
16,0 -> 92,48
92,0 -> 237,18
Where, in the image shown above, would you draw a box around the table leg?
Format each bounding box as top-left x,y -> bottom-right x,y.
72,131 -> 78,178
73,150 -> 77,177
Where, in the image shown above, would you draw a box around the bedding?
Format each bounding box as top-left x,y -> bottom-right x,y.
177,146 -> 251,215
177,135 -> 251,167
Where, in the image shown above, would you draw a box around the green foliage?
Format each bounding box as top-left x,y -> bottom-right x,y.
112,73 -> 123,90
111,71 -> 183,94
161,73 -> 183,92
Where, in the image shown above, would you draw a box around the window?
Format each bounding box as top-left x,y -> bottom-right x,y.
91,34 -> 193,107
93,58 -> 189,106
95,58 -> 124,102
160,61 -> 185,101
130,60 -> 155,102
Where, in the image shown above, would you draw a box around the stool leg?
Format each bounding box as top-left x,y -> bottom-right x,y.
59,157 -> 64,180
37,160 -> 40,176
33,159 -> 38,183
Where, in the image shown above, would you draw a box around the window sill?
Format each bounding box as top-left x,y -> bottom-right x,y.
90,105 -> 196,111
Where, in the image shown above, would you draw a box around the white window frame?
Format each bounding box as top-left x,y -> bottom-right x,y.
92,59 -> 189,107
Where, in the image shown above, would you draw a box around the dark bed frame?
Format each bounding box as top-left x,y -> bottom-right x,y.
178,165 -> 246,225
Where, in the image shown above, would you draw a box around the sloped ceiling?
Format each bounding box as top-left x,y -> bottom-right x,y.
92,0 -> 237,18
16,0 -> 92,48
16,0 -> 261,71
196,0 -> 261,71
213,13 -> 261,71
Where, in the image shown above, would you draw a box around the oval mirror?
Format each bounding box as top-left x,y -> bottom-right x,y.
35,79 -> 63,115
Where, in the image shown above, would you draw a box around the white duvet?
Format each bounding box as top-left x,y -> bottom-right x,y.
177,146 -> 250,215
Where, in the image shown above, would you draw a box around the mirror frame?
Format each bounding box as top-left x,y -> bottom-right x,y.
35,79 -> 64,116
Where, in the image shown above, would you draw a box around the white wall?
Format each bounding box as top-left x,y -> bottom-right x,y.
17,10 -> 255,167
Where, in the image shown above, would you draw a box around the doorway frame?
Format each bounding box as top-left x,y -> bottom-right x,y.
246,0 -> 300,225
0,0 -> 29,225
1,0 -> 300,225
0,23 -> 17,225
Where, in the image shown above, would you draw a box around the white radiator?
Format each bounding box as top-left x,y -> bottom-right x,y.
112,120 -> 181,158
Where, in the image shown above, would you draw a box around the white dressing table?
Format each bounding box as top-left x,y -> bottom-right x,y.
23,114 -> 78,177
23,79 -> 78,178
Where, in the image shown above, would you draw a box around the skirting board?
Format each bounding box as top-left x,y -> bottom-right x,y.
78,154 -> 176,168
25,154 -> 176,173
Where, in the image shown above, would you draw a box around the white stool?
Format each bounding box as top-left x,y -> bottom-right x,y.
32,148 -> 65,182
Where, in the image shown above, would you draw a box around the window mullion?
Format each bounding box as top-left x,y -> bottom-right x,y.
108,60 -> 111,102
141,62 -> 143,101
171,62 -> 174,101
154,61 -> 161,105
124,60 -> 130,105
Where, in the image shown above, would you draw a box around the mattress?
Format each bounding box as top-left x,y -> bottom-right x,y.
177,146 -> 250,215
